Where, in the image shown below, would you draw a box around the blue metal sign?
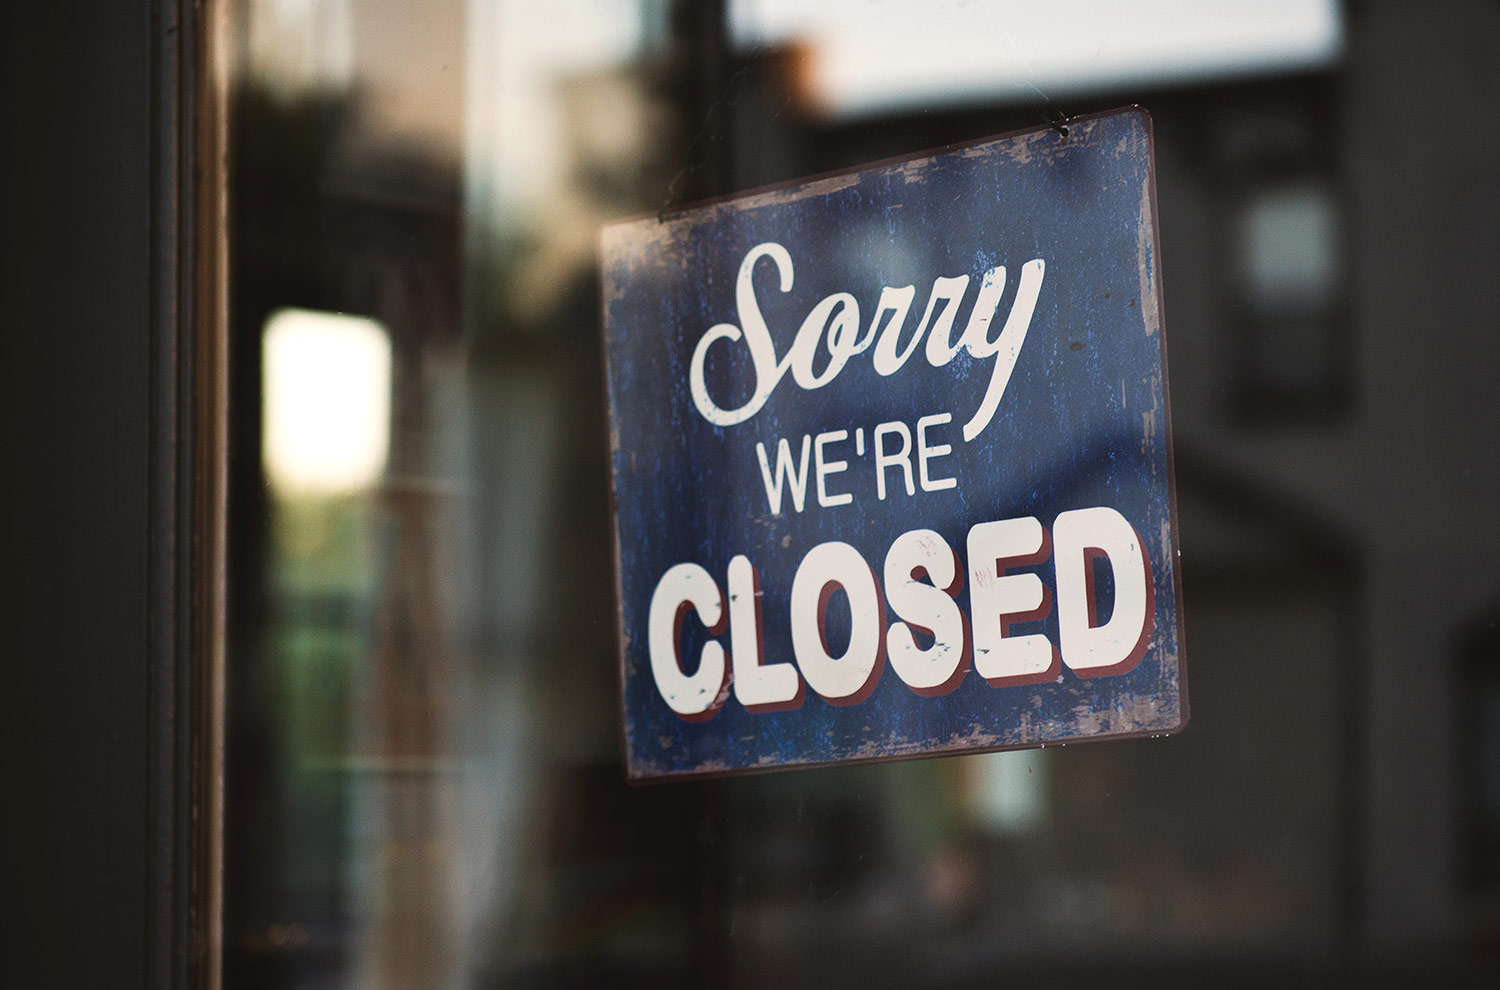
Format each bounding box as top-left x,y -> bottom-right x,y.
602,107 -> 1185,780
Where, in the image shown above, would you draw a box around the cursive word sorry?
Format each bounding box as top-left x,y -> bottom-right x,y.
689,242 -> 1046,442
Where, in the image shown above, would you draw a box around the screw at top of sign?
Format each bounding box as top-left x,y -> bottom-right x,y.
1042,107 -> 1070,141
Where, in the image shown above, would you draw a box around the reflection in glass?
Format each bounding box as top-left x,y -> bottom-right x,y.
224,0 -> 1500,985
730,0 -> 1342,117
263,308 -> 391,495
967,750 -> 1049,835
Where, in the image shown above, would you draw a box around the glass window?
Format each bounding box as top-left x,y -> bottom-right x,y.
222,1 -> 1500,985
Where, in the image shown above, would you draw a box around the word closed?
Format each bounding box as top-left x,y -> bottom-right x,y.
648,507 -> 1153,719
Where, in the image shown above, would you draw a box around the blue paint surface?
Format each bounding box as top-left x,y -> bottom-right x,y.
602,108 -> 1185,780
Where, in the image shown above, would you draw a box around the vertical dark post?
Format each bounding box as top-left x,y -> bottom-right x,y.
663,0 -> 734,207
659,5 -> 738,979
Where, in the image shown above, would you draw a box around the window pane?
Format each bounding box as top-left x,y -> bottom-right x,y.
222,2 -> 1500,986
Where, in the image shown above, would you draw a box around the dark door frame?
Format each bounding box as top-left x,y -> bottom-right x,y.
3,1 -> 225,986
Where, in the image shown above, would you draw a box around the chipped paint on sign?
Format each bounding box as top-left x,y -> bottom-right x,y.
602,107 -> 1186,781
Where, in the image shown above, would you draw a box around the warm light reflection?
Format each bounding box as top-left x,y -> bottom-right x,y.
262,308 -> 391,494
732,0 -> 1343,117
246,0 -> 354,97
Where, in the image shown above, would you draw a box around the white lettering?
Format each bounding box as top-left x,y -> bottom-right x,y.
789,293 -> 863,389
873,421 -> 914,501
885,529 -> 968,695
939,266 -> 1006,366
967,517 -> 1058,685
790,541 -> 885,704
647,563 -> 730,719
729,555 -> 803,710
756,434 -> 812,514
959,258 -> 1045,441
1054,506 -> 1153,676
689,243 -> 794,427
644,506 -> 1153,717
689,244 -> 1045,442
814,430 -> 852,507
916,413 -> 957,492
868,285 -> 918,376
917,274 -> 972,367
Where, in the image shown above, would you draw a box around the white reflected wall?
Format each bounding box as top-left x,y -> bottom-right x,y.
732,0 -> 1343,117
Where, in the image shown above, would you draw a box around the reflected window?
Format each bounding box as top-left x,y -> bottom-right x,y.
1194,90 -> 1349,423
1233,177 -> 1345,405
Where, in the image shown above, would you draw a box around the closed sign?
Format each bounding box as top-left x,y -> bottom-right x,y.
602,107 -> 1186,780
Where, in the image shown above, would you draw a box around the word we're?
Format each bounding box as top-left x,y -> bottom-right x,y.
689,242 -> 1046,442
755,413 -> 958,514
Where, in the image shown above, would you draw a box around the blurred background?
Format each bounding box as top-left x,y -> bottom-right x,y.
222,0 -> 1500,985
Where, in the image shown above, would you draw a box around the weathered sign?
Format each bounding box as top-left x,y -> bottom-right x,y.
602,107 -> 1185,780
